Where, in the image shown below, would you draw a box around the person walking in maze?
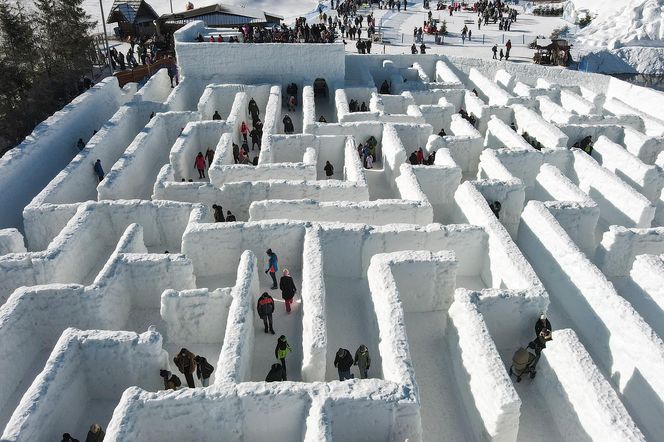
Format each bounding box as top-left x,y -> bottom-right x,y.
248,97 -> 260,121
334,348 -> 354,380
250,127 -> 261,150
85,423 -> 105,442
205,147 -> 215,167
226,210 -> 237,222
194,152 -> 206,179
283,114 -> 294,134
174,348 -> 197,388
240,121 -> 249,142
257,292 -> 275,334
280,269 -> 297,313
265,248 -> 279,289
354,345 -> 371,379
492,44 -> 498,59
194,355 -> 214,387
212,204 -> 225,222
275,335 -> 293,380
212,110 -> 222,120
93,159 -> 104,183
324,160 -> 334,178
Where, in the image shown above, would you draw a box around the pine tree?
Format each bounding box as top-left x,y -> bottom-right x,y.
0,1 -> 39,153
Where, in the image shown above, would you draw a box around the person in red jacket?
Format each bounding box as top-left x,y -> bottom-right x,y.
194,152 -> 206,179
415,148 -> 424,165
240,121 -> 249,142
257,292 -> 275,334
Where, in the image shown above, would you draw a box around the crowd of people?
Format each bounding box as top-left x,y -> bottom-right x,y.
357,135 -> 379,169
409,148 -> 436,166
160,348 -> 215,389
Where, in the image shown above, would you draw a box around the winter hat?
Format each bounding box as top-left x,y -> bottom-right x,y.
266,248 -> 273,254
227,210 -> 232,215
160,369 -> 170,378
337,348 -> 345,357
279,335 -> 286,341
540,312 -> 546,320
283,269 -> 290,276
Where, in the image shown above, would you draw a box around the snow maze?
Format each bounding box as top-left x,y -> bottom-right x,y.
4,20 -> 664,441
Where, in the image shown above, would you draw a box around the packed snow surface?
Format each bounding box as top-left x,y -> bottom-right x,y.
4,1 -> 664,440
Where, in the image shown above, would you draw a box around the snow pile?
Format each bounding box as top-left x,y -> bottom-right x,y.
575,0 -> 664,73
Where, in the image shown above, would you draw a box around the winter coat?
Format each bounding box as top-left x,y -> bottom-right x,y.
93,161 -> 104,177
226,213 -> 237,222
213,206 -> 225,222
174,350 -> 196,374
283,116 -> 294,132
213,111 -> 222,120
257,293 -> 275,318
240,122 -> 249,134
324,163 -> 334,176
279,275 -> 297,300
334,349 -> 354,371
248,99 -> 259,116
85,429 -> 105,442
275,339 -> 292,359
266,253 -> 278,273
354,348 -> 371,371
195,356 -> 214,379
265,363 -> 284,382
535,318 -> 552,337
164,373 -> 181,390
195,154 -> 206,170
205,149 -> 215,165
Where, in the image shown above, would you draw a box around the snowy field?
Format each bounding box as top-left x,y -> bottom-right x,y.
4,1 -> 664,440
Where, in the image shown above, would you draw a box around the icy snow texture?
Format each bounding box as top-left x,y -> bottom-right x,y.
2,20 -> 664,441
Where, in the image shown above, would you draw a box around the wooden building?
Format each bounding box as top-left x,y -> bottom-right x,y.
107,0 -> 160,38
157,3 -> 283,34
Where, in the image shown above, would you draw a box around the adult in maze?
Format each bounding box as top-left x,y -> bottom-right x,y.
257,292 -> 275,334
265,248 -> 279,289
354,345 -> 371,379
334,348 -> 354,381
279,269 -> 297,313
173,348 -> 197,388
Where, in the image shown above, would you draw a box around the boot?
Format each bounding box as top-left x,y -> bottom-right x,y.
270,329 -> 275,335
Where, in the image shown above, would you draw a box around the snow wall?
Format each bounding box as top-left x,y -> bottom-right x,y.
0,77 -> 131,231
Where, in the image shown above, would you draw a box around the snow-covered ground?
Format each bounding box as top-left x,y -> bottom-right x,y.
4,2 -> 664,440
568,0 -> 664,73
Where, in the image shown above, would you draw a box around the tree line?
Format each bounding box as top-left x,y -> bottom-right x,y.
0,0 -> 96,156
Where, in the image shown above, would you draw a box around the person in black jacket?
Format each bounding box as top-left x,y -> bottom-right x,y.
257,292 -> 275,334
212,110 -> 222,120
62,433 -> 80,442
212,204 -> 225,222
265,362 -> 284,382
324,161 -> 334,179
535,313 -> 552,341
334,348 -> 354,380
275,335 -> 292,380
226,210 -> 237,222
279,269 -> 297,313
194,355 -> 214,387
85,424 -> 104,442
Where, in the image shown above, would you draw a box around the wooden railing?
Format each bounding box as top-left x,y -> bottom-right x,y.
113,58 -> 174,87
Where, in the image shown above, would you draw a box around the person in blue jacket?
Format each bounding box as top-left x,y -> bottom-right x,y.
265,248 -> 279,289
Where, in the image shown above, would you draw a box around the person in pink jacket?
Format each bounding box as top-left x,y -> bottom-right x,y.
194,152 -> 206,179
240,121 -> 249,142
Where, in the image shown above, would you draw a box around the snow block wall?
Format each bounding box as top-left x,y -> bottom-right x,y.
6,41 -> 664,441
